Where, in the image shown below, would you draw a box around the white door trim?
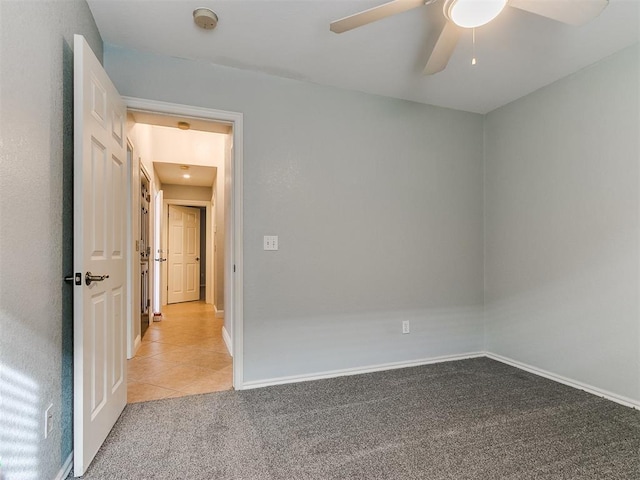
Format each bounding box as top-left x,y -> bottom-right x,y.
123,96 -> 244,390
125,138 -> 140,359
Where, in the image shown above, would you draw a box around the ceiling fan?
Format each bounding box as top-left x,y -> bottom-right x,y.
330,0 -> 609,75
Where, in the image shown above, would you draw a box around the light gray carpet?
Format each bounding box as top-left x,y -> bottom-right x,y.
77,358 -> 640,479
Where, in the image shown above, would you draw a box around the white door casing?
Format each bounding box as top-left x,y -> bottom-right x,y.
167,205 -> 200,303
126,140 -> 141,359
73,34 -> 127,476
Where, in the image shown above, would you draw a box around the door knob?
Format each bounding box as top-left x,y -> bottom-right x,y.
85,271 -> 109,286
195,257 -> 200,261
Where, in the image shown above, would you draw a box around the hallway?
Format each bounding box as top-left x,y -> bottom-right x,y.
127,301 -> 232,402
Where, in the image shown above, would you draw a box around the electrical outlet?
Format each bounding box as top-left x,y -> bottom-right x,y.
402,320 -> 410,334
44,404 -> 53,439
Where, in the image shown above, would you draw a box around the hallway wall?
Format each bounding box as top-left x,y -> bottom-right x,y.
0,1 -> 103,478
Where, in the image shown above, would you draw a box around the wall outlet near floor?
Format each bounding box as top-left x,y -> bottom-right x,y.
402,320 -> 410,334
44,404 -> 53,439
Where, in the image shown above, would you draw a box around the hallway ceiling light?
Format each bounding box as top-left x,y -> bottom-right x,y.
193,8 -> 218,30
183,174 -> 191,179
177,121 -> 191,130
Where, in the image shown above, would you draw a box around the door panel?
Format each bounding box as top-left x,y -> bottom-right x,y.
187,263 -> 196,292
74,34 -> 127,476
90,293 -> 107,415
112,287 -> 125,389
111,155 -> 124,257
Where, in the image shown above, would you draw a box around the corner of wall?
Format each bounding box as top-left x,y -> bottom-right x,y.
481,112 -> 488,353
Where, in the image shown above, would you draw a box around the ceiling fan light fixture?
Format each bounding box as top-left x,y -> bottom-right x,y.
445,0 -> 507,28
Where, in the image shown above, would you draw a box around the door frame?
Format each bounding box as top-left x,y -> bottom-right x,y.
124,96 -> 244,389
126,156 -> 153,359
126,138 -> 140,359
163,201 -> 210,306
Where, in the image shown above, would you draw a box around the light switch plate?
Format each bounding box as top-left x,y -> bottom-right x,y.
264,235 -> 278,251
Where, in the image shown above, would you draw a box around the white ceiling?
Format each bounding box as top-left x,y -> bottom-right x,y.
88,0 -> 639,114
154,162 -> 217,187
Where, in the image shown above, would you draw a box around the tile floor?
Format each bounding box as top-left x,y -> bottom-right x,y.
127,301 -> 232,403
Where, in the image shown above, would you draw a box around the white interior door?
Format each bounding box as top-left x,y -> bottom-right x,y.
168,205 -> 201,303
73,34 -> 127,476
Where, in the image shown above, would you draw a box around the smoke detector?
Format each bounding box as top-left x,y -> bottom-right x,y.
193,8 -> 218,30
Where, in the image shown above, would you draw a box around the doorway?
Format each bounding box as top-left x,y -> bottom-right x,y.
124,97 -> 244,391
167,204 -> 201,304
124,105 -> 238,401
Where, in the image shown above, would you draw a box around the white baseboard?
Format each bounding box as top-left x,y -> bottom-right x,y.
131,334 -> 142,358
221,325 -> 232,357
485,352 -> 640,410
241,352 -> 485,390
54,452 -> 73,480
214,305 -> 224,318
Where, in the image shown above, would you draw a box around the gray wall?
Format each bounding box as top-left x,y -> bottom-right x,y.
105,45 -> 486,382
484,44 -> 640,403
0,1 -> 103,479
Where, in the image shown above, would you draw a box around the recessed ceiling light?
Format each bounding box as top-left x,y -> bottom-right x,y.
193,8 -> 218,30
177,121 -> 191,130
183,174 -> 191,179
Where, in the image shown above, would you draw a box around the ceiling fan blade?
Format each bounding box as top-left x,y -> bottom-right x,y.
423,21 -> 461,75
508,0 -> 609,26
330,0 -> 425,33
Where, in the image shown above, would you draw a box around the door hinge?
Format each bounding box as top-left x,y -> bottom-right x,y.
233,264 -> 236,273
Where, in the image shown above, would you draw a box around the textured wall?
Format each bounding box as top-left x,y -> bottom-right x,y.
484,44 -> 640,403
0,1 -> 102,479
104,45 -> 485,383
